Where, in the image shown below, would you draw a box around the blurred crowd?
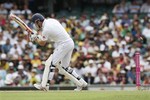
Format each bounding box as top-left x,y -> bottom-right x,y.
0,0 -> 150,87
112,0 -> 150,17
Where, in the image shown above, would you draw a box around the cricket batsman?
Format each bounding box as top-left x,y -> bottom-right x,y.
29,13 -> 87,91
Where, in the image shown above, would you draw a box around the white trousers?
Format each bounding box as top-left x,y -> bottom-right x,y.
52,38 -> 74,68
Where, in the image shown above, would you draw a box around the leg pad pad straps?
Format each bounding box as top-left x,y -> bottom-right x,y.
62,67 -> 81,80
57,66 -> 83,87
50,62 -> 56,72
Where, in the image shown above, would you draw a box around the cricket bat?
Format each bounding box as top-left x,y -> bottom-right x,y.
9,13 -> 34,34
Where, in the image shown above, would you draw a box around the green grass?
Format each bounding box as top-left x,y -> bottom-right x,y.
0,90 -> 150,100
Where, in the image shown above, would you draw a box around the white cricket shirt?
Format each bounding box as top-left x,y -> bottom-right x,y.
41,18 -> 71,42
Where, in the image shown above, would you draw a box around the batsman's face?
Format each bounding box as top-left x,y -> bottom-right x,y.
34,20 -> 42,31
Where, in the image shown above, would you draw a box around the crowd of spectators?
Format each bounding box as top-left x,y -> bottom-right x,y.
112,0 -> 150,17
0,0 -> 150,87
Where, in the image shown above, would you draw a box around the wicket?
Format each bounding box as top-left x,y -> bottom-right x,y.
135,52 -> 141,90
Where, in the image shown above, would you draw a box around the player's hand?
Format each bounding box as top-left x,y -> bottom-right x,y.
30,34 -> 38,42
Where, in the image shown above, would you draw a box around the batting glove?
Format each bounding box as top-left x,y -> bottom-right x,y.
30,34 -> 38,42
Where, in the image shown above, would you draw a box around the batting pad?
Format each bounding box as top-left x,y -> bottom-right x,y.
57,66 -> 83,87
41,54 -> 53,87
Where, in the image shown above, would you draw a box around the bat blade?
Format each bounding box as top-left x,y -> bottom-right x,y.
9,13 -> 34,34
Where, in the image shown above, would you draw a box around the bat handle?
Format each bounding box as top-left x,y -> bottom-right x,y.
26,29 -> 35,35
31,32 -> 34,35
